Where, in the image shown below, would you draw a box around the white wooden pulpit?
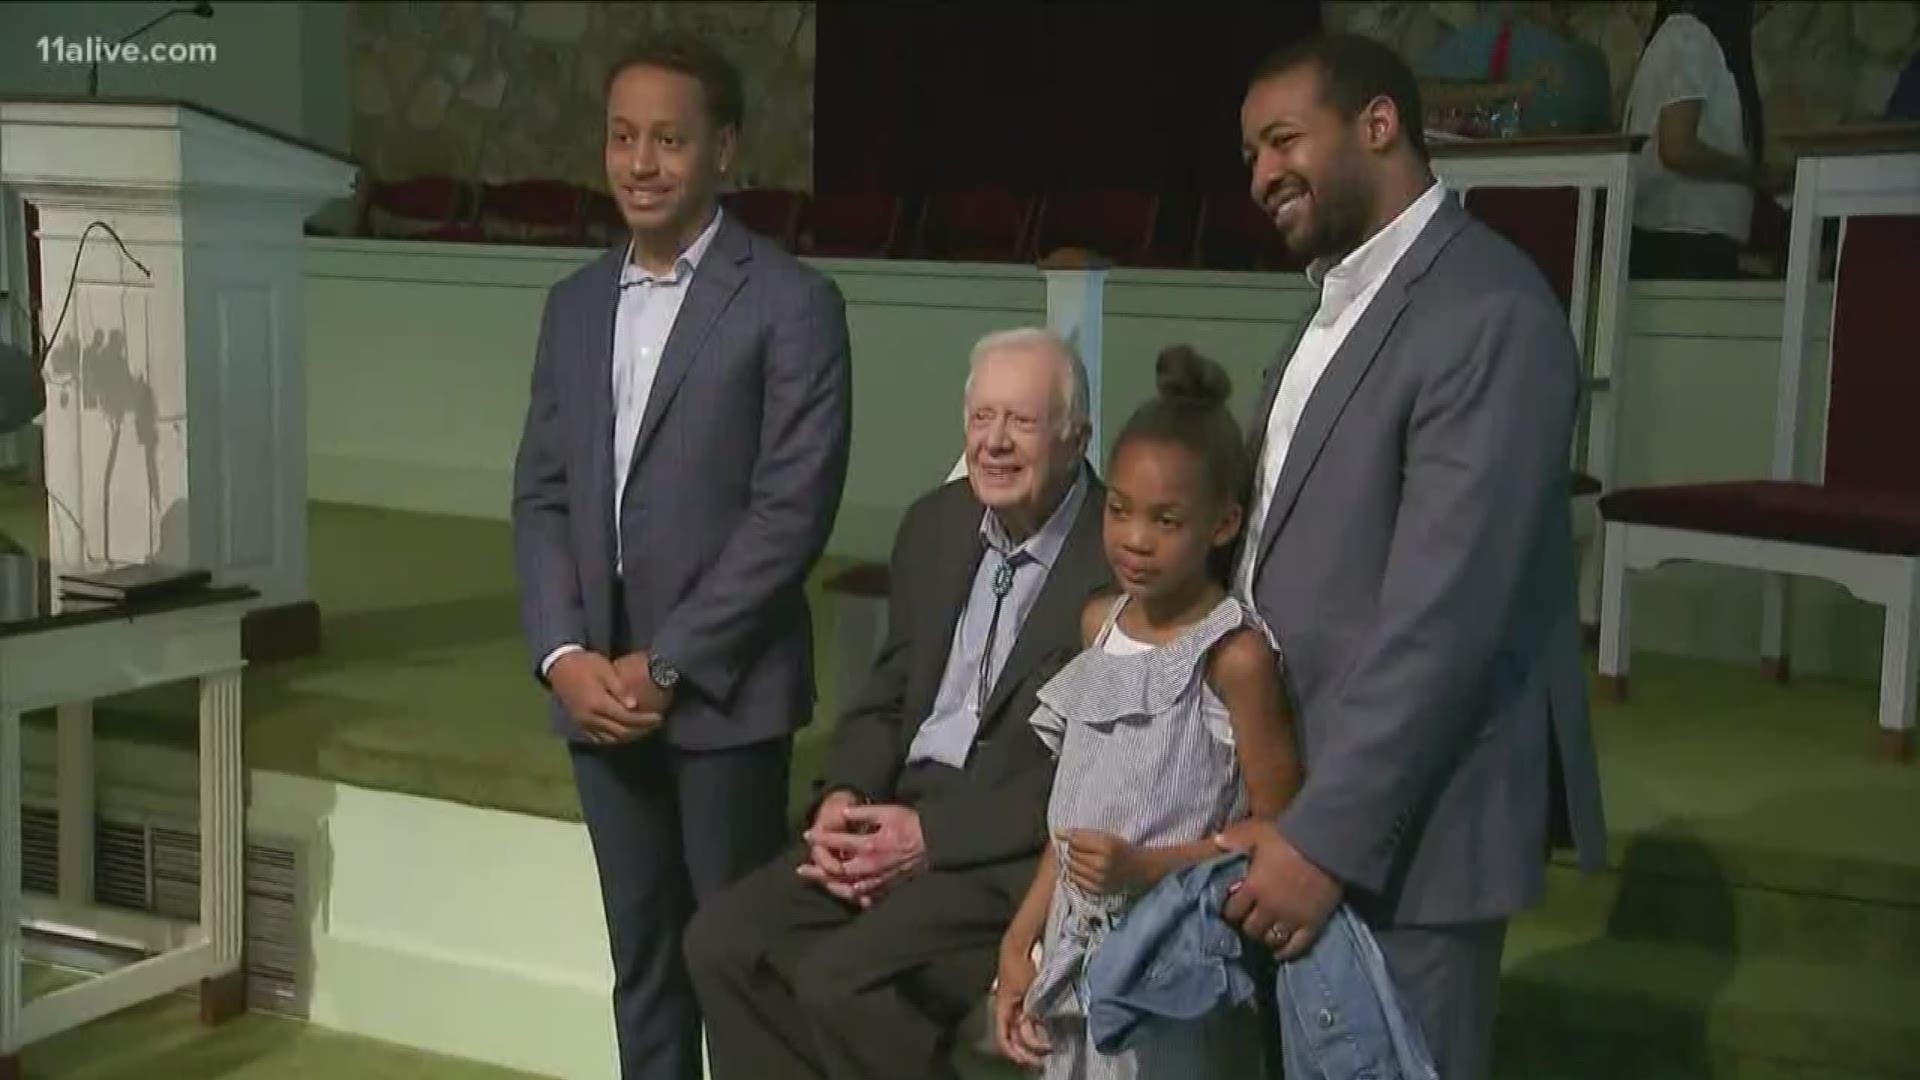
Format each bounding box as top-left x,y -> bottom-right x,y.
0,97 -> 356,660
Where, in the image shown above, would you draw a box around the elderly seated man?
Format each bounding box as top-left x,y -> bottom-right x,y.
685,327 -> 1113,1080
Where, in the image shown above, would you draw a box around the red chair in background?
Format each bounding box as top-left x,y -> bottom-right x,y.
1030,190 -> 1158,265
799,190 -> 902,258
581,190 -> 626,249
1138,192 -> 1202,269
1192,192 -> 1305,272
1461,186 -> 1599,508
1463,187 -> 1580,309
723,188 -> 808,249
478,180 -> 587,245
358,176 -> 480,241
915,188 -> 1036,263
1599,209 -> 1920,759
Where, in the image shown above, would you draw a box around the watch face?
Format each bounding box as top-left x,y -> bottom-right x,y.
650,656 -> 678,687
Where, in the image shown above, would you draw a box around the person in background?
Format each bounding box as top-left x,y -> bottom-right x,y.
1623,0 -> 1785,279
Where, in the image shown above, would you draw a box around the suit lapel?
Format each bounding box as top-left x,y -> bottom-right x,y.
623,215 -> 751,487
981,470 -> 1106,724
581,247 -> 625,555
1249,196 -> 1472,583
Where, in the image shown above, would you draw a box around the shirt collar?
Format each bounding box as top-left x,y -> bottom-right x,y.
620,206 -> 724,287
1306,180 -> 1446,318
980,462 -> 1088,570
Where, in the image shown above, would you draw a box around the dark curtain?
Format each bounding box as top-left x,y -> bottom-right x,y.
813,1 -> 1325,196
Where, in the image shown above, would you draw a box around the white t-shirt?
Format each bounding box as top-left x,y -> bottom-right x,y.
1624,13 -> 1752,243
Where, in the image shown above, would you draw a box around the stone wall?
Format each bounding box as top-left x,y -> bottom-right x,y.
344,2 -> 1913,191
347,1 -> 813,189
1324,2 -> 1919,159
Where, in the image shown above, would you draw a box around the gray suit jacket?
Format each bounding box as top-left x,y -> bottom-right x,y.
1245,191 -> 1606,927
511,213 -> 853,750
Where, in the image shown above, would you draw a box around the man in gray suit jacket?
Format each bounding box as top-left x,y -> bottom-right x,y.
1217,35 -> 1606,1080
510,34 -> 851,1080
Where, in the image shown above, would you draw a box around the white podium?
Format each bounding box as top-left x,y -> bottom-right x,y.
0,98 -> 356,659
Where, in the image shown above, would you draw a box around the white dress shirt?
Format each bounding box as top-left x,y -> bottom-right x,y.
541,208 -> 725,678
1623,13 -> 1753,243
1235,181 -> 1446,599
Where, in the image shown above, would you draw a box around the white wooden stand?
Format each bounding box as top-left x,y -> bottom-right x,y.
0,590 -> 252,1073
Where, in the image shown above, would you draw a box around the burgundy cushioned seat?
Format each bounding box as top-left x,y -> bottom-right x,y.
1599,481 -> 1920,556
800,190 -> 901,258
1031,189 -> 1157,265
723,188 -> 808,249
1464,187 -> 1579,310
1599,216 -> 1920,557
916,188 -> 1035,263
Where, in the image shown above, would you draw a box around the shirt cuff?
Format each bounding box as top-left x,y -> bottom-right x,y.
541,643 -> 586,678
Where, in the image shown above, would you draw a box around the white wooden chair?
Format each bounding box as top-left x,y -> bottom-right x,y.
1432,137 -> 1642,635
1596,126 -> 1920,761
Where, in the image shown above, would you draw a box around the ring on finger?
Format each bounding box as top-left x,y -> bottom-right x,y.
1265,924 -> 1291,946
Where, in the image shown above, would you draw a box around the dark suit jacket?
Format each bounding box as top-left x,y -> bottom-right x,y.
824,472 -> 1113,873
1244,192 -> 1607,927
511,213 -> 853,750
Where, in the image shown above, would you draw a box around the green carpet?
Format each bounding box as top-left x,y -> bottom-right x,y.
17,965 -> 543,1079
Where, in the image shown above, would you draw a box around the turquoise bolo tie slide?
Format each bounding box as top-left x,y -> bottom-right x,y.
993,559 -> 1015,597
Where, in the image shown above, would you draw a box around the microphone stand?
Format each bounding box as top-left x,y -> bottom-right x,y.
87,3 -> 215,97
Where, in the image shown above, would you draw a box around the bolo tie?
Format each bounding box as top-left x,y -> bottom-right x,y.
977,552 -> 1024,708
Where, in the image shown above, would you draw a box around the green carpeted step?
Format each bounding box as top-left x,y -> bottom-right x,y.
19,966 -> 546,1079
1533,858 -> 1920,974
1582,653 -> 1920,911
1497,917 -> 1920,1077
1493,1032 -> 1915,1080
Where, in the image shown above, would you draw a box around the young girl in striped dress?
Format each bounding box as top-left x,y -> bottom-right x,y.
991,346 -> 1301,1079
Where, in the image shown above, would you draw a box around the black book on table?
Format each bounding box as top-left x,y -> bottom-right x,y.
58,562 -> 211,602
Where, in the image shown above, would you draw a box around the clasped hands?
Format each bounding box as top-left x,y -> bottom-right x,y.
549,649 -> 672,744
797,790 -> 927,907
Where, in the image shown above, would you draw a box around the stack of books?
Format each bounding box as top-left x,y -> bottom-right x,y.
58,563 -> 210,611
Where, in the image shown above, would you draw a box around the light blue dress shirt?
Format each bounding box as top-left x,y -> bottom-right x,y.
540,208 -> 724,678
906,467 -> 1090,768
613,208 -> 724,572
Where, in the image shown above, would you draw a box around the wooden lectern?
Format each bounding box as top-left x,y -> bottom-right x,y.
0,97 -> 356,661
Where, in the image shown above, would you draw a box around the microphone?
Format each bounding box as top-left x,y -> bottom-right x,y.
87,2 -> 216,97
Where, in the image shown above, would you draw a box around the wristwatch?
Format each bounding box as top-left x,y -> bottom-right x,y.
647,653 -> 680,692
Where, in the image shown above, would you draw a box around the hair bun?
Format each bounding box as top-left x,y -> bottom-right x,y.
1154,345 -> 1233,407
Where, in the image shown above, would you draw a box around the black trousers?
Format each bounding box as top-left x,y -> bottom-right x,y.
571,733 -> 791,1080
1375,920 -> 1509,1080
1631,227 -> 1741,280
683,765 -> 1031,1080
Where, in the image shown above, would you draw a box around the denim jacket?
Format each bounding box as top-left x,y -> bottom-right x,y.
1083,852 -> 1438,1080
